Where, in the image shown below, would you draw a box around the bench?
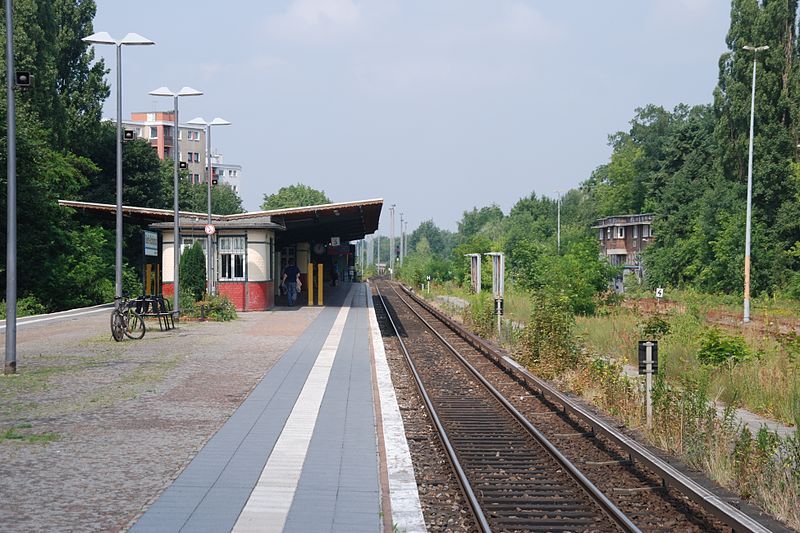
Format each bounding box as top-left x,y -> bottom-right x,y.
135,296 -> 175,331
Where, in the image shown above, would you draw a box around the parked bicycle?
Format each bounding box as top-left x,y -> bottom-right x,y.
110,294 -> 146,341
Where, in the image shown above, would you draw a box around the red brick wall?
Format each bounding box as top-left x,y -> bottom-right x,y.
247,281 -> 273,311
218,282 -> 245,310
162,281 -> 274,311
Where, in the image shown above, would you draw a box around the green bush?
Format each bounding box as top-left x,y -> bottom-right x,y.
639,315 -> 671,339
190,294 -> 237,321
0,295 -> 48,319
519,291 -> 579,377
180,242 -> 207,301
697,328 -> 752,366
463,292 -> 496,339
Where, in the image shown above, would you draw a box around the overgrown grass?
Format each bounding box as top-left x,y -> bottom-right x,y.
429,283 -> 800,528
576,308 -> 800,425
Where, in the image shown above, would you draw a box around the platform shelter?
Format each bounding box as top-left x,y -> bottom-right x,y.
58,199 -> 382,311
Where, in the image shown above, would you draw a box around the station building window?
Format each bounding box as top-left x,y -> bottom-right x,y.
220,236 -> 246,280
149,126 -> 158,139
181,237 -> 207,257
616,226 -> 625,239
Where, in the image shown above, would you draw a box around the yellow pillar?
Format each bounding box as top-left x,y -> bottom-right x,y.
317,263 -> 324,306
145,264 -> 152,295
308,263 -> 314,306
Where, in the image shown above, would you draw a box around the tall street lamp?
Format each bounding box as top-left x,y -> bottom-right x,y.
82,32 -> 154,312
743,44 -> 769,323
389,204 -> 396,277
187,116 -> 231,296
5,0 -> 17,374
149,86 -> 203,318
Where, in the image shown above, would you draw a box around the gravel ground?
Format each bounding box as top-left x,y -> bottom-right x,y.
0,307 -> 320,533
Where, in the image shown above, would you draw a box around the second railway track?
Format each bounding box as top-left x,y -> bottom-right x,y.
373,279 -> 777,532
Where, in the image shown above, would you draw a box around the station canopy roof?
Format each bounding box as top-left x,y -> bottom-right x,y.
58,198 -> 383,245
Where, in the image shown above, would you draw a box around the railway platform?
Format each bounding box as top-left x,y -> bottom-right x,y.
131,282 -> 425,533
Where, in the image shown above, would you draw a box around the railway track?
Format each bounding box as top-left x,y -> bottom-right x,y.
373,279 -> 778,532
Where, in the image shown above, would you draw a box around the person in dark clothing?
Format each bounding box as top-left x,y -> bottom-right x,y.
282,258 -> 301,306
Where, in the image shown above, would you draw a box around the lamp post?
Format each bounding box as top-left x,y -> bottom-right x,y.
82,32 -> 154,312
742,44 -> 769,323
556,191 -> 561,254
389,204 -> 396,277
188,116 -> 231,296
149,86 -> 203,318
399,212 -> 404,266
5,0 -> 16,374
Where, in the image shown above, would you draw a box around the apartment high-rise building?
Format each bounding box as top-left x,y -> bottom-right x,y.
122,111 -> 206,184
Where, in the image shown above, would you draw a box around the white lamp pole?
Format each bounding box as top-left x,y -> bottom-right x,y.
5,0 -> 16,374
149,86 -> 203,318
83,32 -> 154,310
742,44 -> 769,323
188,117 -> 231,296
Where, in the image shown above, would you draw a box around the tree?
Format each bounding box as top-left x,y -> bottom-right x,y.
180,242 -> 206,302
457,204 -> 504,240
261,183 -> 330,210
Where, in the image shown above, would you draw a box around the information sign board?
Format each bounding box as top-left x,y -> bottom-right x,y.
144,230 -> 158,257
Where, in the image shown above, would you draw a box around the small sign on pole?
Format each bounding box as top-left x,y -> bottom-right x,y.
638,340 -> 659,430
331,236 -> 340,246
204,224 -> 216,235
655,287 -> 664,299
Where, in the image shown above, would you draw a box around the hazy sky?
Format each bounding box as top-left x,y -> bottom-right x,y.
92,0 -> 730,233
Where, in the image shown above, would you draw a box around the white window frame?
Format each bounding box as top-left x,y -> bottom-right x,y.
149,126 -> 158,139
633,225 -> 638,239
219,236 -> 246,281
616,226 -> 625,239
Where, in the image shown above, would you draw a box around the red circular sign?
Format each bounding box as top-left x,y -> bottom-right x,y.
204,224 -> 216,235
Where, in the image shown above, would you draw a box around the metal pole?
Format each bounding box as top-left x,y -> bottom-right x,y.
5,0 -> 17,374
206,124 -> 213,296
173,95 -> 180,319
645,343 -> 653,430
115,43 -> 123,307
557,191 -> 561,254
744,56 -> 757,323
389,205 -> 395,277
399,212 -> 404,266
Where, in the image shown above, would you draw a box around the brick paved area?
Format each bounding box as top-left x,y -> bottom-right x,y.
0,306 -> 320,533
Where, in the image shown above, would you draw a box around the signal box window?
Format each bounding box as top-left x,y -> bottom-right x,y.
220,236 -> 246,280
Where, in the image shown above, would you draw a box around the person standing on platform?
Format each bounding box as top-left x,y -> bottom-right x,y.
282,258 -> 301,306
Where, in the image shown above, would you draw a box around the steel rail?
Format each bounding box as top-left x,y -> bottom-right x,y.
388,284 -> 639,533
398,283 -> 774,533
374,283 -> 492,533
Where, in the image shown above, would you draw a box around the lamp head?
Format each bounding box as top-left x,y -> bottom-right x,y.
120,33 -> 155,46
82,31 -> 117,45
187,117 -> 209,126
149,86 -> 174,97
210,117 -> 232,126
178,86 -> 203,97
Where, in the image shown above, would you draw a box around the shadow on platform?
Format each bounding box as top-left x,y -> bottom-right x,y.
273,282 -> 358,309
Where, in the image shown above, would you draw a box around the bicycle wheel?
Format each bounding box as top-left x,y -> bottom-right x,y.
110,310 -> 125,342
124,308 -> 146,339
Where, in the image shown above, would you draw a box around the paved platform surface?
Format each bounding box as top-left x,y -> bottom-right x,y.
132,283 -> 386,533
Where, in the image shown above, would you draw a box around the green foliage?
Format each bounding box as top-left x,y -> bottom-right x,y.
180,242 -> 207,302
519,292 -> 579,377
639,315 -> 671,339
458,204 -> 504,240
0,295 -> 47,319
462,292 -> 496,339
181,181 -> 244,215
199,294 -> 238,321
697,328 -> 752,366
261,183 -> 330,210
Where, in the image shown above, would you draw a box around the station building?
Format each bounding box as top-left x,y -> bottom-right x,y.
59,199 -> 382,311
